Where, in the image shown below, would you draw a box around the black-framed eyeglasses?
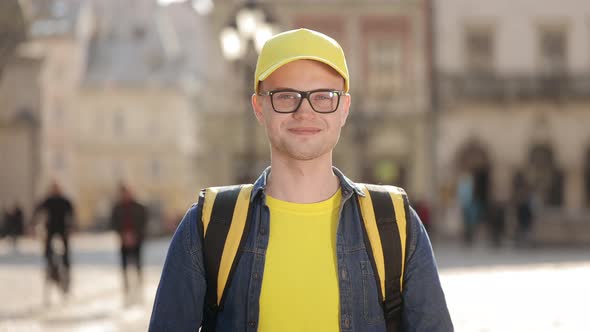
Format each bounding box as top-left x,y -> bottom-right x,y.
257,89 -> 345,114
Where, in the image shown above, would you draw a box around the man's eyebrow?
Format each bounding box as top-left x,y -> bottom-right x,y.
267,87 -> 342,91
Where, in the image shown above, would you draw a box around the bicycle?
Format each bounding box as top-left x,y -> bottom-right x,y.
44,235 -> 70,304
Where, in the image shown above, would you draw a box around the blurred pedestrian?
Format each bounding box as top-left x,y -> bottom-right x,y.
33,181 -> 75,296
5,202 -> 24,250
487,201 -> 506,248
415,199 -> 432,235
110,183 -> 147,303
1,206 -> 8,239
457,172 -> 478,246
513,172 -> 534,248
150,28 -> 452,331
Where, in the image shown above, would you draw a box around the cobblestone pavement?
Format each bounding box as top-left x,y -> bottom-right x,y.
434,241 -> 590,332
0,233 -> 165,332
1,233 -> 588,331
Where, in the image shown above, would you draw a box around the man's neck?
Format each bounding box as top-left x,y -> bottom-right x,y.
265,156 -> 340,204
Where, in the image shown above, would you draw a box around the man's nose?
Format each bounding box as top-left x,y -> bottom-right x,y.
293,97 -> 316,119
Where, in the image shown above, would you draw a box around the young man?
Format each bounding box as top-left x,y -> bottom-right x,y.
149,28 -> 453,331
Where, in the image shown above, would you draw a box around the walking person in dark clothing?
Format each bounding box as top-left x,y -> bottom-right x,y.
487,201 -> 506,248
111,184 -> 147,303
1,207 -> 10,239
515,194 -> 534,247
5,203 -> 25,250
33,182 -> 75,298
512,172 -> 534,248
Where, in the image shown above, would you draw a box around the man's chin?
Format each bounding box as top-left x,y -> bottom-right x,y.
271,140 -> 335,162
284,147 -> 329,161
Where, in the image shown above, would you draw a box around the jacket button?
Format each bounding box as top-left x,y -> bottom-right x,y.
253,272 -> 260,280
248,320 -> 257,327
343,318 -> 350,329
259,228 -> 266,235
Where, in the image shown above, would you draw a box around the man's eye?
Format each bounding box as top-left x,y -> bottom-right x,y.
313,93 -> 333,100
276,93 -> 298,100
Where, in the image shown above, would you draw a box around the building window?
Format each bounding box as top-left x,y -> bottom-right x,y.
538,25 -> 568,74
133,26 -> 146,40
148,117 -> 159,136
54,63 -> 65,80
52,1 -> 68,18
113,161 -> 124,180
54,151 -> 66,171
53,107 -> 64,127
455,141 -> 491,207
151,159 -> 161,179
367,37 -> 403,97
94,111 -> 104,135
464,25 -> 494,75
53,98 -> 65,127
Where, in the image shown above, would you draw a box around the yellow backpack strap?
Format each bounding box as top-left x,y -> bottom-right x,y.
358,184 -> 409,332
201,184 -> 253,326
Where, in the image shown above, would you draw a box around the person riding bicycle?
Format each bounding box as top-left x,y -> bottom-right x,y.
33,181 -> 75,294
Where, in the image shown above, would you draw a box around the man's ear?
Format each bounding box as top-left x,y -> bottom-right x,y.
251,93 -> 265,124
340,93 -> 351,127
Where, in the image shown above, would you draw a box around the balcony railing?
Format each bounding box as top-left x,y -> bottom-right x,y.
439,72 -> 590,104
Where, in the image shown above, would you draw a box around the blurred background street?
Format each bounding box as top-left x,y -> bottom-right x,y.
1,233 -> 589,332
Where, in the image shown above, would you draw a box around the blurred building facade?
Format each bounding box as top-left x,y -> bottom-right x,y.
0,0 -> 94,224
0,0 -> 213,231
0,54 -> 42,220
3,0 -> 589,242
207,0 -> 433,201
435,0 -> 590,241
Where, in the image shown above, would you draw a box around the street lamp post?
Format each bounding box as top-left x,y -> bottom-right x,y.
220,1 -> 277,183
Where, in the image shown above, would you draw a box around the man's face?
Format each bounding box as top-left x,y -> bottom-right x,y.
120,186 -> 132,202
252,59 -> 350,162
50,182 -> 61,195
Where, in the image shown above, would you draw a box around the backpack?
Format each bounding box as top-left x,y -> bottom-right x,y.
198,183 -> 410,332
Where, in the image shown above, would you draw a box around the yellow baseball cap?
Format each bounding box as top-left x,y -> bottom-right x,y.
254,28 -> 349,94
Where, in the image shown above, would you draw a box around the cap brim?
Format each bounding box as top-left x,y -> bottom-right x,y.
257,56 -> 349,93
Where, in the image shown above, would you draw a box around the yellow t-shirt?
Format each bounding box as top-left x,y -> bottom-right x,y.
258,190 -> 342,332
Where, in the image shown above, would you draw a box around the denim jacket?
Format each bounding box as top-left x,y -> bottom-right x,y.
149,167 -> 453,331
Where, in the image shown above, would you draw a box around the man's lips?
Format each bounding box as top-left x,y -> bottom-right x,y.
288,127 -> 321,135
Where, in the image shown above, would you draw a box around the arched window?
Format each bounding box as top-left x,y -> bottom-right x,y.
455,141 -> 491,207
528,144 -> 563,207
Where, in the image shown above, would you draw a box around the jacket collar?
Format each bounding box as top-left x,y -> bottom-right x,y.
250,166 -> 365,202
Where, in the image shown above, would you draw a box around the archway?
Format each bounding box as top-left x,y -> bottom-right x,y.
455,141 -> 491,208
527,144 -> 563,207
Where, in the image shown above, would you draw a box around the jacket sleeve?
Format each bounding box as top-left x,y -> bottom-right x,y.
401,207 -> 454,331
149,193 -> 206,331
